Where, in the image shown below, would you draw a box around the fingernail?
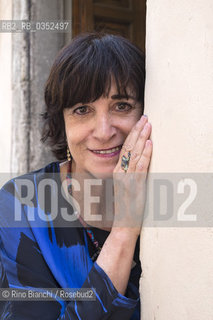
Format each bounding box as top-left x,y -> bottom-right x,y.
139,115 -> 147,122
146,140 -> 152,146
138,115 -> 148,126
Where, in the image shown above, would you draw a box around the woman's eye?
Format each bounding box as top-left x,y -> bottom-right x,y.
73,106 -> 89,115
116,102 -> 132,111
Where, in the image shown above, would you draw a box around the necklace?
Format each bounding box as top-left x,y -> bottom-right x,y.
66,162 -> 102,262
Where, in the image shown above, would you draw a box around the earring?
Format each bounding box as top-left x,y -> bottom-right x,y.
67,146 -> 71,161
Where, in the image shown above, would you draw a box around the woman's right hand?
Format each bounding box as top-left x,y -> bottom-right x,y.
112,115 -> 152,237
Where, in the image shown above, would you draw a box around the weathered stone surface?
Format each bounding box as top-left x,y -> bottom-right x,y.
29,0 -> 65,171
11,0 -> 67,174
11,0 -> 31,173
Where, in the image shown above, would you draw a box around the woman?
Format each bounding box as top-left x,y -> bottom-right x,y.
0,32 -> 152,319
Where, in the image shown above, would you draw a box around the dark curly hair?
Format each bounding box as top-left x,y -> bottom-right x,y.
42,32 -> 145,160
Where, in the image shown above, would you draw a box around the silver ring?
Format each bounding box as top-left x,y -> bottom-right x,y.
121,151 -> 131,172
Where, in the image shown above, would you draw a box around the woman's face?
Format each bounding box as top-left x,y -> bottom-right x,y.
63,82 -> 143,178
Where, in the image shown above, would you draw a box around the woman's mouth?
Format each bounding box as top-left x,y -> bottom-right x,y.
89,145 -> 122,157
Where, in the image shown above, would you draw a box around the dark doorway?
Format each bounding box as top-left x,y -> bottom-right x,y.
72,0 -> 146,51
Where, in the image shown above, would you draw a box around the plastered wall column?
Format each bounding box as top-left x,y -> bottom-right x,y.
140,1 -> 213,319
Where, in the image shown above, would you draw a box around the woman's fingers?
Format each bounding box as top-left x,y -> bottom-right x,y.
114,115 -> 148,172
128,122 -> 152,172
114,115 -> 152,173
135,139 -> 153,173
122,115 -> 148,152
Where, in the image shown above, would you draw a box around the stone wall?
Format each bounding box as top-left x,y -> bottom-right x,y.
11,0 -> 67,174
0,0 -> 12,173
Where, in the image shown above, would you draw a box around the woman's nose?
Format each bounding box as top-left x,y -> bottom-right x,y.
92,113 -> 116,142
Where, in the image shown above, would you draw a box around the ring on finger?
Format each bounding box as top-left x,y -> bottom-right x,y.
121,151 -> 131,173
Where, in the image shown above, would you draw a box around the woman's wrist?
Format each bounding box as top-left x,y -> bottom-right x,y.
110,226 -> 139,243
97,226 -> 138,295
